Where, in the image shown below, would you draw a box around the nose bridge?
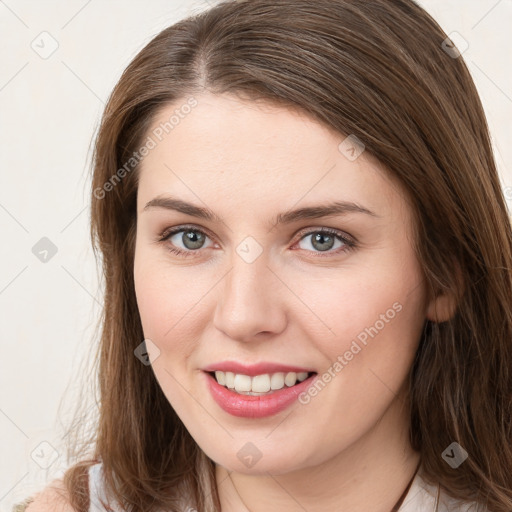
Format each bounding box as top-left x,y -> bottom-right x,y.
213,243 -> 286,341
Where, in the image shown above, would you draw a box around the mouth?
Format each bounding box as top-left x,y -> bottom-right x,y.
204,369 -> 318,418
207,370 -> 317,396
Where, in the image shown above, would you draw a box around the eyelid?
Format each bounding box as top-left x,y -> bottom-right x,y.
293,225 -> 356,245
158,223 -> 215,242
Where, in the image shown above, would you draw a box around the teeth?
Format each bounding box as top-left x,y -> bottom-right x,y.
252,374 -> 271,393
225,371 -> 235,389
234,374 -> 252,392
213,370 -> 311,393
270,372 -> 285,390
215,371 -> 226,386
297,372 -> 308,382
284,372 -> 297,387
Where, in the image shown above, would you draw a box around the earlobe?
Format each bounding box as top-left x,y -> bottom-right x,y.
425,262 -> 464,323
426,291 -> 458,323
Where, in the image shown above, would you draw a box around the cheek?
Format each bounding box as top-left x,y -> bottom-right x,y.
293,267 -> 425,358
295,251 -> 427,416
133,246 -> 214,364
289,272 -> 426,458
133,251 -> 203,413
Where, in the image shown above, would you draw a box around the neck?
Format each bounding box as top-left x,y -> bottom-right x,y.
215,391 -> 420,512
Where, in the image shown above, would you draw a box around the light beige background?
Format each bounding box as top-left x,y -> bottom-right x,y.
1,0 -> 511,509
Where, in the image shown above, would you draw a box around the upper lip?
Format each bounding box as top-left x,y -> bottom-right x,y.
202,361 -> 315,376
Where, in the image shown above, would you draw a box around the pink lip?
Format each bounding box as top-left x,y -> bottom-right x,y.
203,371 -> 318,418
202,361 -> 314,376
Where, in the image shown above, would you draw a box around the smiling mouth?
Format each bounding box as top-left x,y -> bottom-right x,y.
207,370 -> 317,395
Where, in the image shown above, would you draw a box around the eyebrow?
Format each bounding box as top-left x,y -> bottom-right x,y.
143,195 -> 379,227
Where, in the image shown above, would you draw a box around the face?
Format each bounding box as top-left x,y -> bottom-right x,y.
133,92 -> 438,475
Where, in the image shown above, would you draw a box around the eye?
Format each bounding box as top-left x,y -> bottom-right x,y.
293,227 -> 356,256
158,225 -> 214,257
157,225 -> 357,258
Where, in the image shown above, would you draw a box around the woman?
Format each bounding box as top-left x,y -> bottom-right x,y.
22,0 -> 512,511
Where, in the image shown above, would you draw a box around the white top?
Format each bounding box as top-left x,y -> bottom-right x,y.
88,462 -> 489,512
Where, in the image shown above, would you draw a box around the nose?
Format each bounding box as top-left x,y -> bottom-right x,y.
212,250 -> 287,343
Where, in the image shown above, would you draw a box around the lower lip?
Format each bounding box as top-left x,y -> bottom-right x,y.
204,372 -> 317,418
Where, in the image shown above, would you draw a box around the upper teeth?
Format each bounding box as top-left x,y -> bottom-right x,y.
214,371 -> 309,393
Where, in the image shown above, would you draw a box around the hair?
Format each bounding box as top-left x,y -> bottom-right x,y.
61,0 -> 512,511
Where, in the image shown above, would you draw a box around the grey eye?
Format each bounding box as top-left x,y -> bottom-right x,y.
169,229 -> 210,250
298,231 -> 344,252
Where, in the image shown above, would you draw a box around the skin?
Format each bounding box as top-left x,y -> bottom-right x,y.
133,92 -> 455,512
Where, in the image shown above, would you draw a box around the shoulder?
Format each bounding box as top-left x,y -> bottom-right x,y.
399,466 -> 489,512
24,479 -> 75,512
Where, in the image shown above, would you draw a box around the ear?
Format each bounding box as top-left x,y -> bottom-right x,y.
425,262 -> 464,323
426,291 -> 458,323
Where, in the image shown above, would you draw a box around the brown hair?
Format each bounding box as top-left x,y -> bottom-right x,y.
63,0 -> 512,510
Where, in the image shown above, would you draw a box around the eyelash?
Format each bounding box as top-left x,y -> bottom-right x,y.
157,224 -> 357,259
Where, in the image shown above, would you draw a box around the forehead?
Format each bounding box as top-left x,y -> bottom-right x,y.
136,92 -> 409,224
